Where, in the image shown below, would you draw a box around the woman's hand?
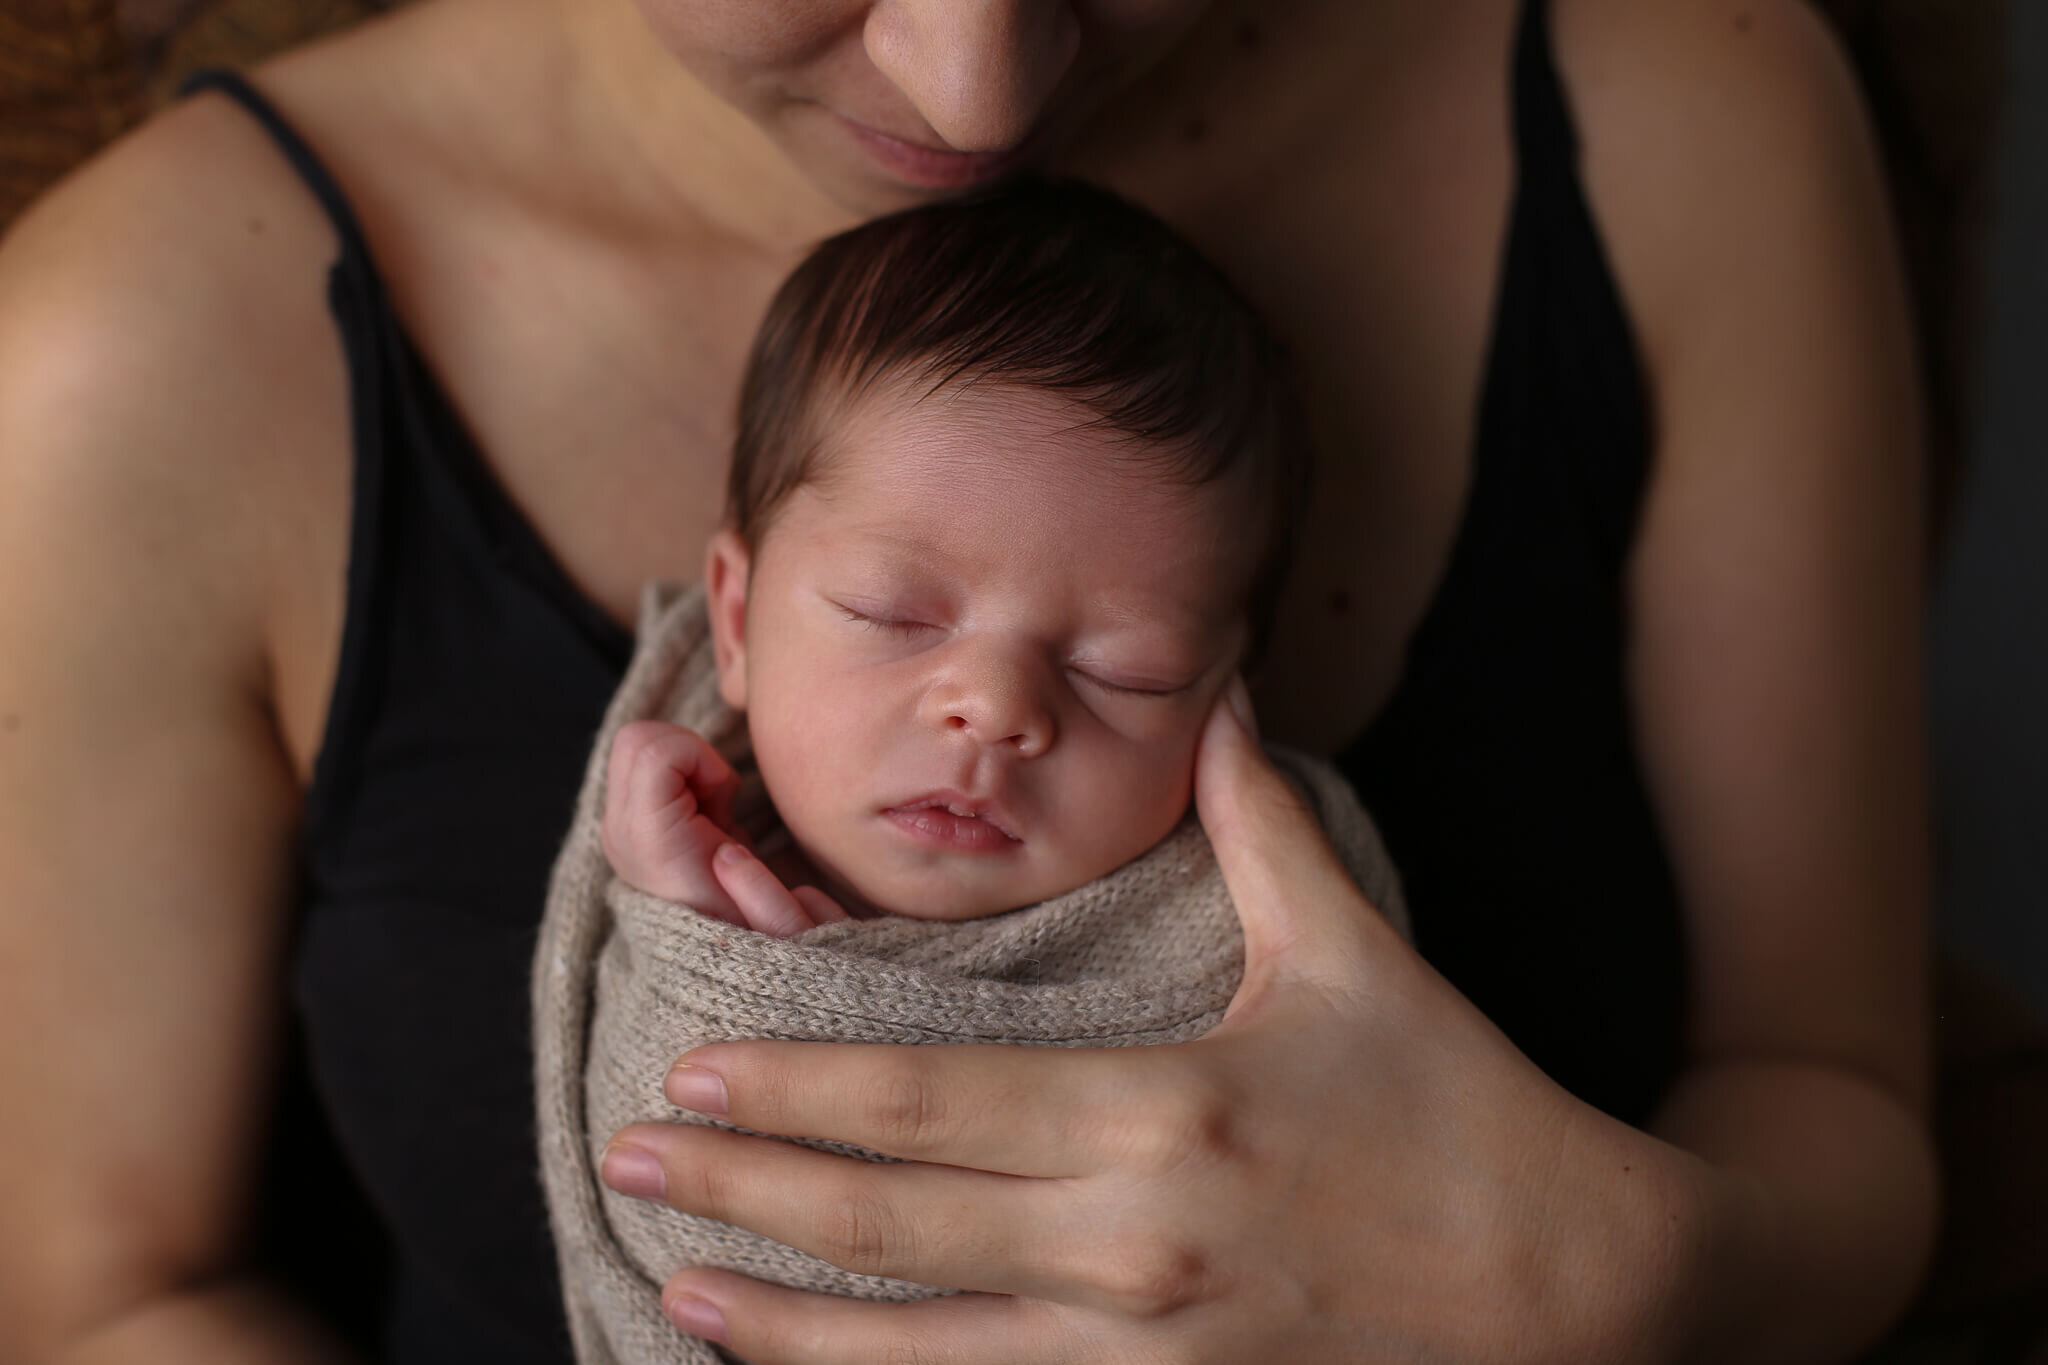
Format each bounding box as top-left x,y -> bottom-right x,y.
598,681 -> 1710,1363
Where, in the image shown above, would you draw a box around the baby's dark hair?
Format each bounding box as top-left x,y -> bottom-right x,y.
728,176 -> 1309,662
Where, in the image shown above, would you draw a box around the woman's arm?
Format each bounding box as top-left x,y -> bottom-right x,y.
1574,0 -> 1937,1354
0,109 -> 360,1365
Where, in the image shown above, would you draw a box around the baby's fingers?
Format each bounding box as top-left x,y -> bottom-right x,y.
713,843 -> 848,937
793,885 -> 851,926
606,720 -> 745,833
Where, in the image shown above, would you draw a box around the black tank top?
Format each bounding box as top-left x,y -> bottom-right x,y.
188,0 -> 1681,1355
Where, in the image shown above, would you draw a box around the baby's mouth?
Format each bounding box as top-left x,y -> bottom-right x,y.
882,796 -> 1022,850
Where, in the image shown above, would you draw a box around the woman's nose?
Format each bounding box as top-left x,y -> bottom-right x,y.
864,1 -> 1081,152
921,649 -> 1058,757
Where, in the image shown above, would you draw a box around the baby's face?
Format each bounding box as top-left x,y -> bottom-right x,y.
706,381 -> 1259,920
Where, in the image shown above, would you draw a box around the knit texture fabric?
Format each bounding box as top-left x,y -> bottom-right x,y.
533,584 -> 1408,1365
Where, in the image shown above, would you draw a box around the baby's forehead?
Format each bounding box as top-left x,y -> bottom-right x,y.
772,374 -> 1268,606
812,377 -> 1248,507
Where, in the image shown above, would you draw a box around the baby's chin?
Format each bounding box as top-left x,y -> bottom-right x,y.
822,871 -> 1041,923
789,817 -> 1194,922
795,849 -> 1080,924
861,892 -> 1039,922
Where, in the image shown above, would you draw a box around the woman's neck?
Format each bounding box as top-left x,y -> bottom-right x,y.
549,0 -> 858,255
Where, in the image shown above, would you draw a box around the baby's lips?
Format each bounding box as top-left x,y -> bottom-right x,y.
884,791 -> 1021,842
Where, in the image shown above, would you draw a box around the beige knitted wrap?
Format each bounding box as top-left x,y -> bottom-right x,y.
533,584 -> 1408,1365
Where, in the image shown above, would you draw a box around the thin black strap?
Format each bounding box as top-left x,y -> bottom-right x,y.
1413,0 -> 1650,632
180,68 -> 374,264
1510,0 -> 1580,176
180,70 -> 396,841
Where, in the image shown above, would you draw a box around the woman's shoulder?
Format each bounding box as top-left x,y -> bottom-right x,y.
1551,0 -> 1895,367
1555,0 -> 1867,125
0,62 -> 371,765
0,70 -> 354,456
0,0 -> 538,386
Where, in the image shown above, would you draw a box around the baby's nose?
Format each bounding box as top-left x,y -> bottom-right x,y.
923,651 -> 1057,757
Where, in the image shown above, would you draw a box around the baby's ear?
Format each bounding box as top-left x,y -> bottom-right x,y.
704,528 -> 752,710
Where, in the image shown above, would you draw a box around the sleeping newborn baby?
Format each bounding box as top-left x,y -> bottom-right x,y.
533,178 -> 1407,1365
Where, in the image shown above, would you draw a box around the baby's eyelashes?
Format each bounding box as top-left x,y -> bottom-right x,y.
1067,669 -> 1190,699
836,604 -> 935,636
825,591 -> 1210,699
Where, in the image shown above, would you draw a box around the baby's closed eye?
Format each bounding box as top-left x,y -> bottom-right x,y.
833,602 -> 936,636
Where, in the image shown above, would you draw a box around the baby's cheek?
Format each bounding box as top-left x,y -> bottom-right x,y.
1081,691 -> 1218,772
1079,742 -> 1199,865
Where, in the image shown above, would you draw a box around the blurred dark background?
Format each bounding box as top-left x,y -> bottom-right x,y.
1932,0 -> 2047,1023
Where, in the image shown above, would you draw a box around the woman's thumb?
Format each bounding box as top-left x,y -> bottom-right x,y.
1196,678 -> 1377,985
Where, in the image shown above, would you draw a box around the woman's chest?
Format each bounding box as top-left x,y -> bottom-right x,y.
280,0 -> 1524,767
1061,0 -> 1524,748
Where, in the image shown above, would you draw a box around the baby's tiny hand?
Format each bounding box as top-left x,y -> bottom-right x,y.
602,721 -> 852,936
602,720 -> 748,925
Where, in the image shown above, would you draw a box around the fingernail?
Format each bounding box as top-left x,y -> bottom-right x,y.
665,1293 -> 730,1344
666,1063 -> 730,1116
1225,674 -> 1259,738
715,841 -> 750,865
599,1143 -> 666,1200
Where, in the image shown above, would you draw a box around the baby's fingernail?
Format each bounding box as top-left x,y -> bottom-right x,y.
599,1142 -> 666,1200
665,1293 -> 729,1344
666,1063 -> 729,1116
715,841 -> 750,865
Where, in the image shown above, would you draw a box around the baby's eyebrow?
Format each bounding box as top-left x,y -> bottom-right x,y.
824,521 -> 952,566
1088,595 -> 1244,640
1072,613 -> 1244,673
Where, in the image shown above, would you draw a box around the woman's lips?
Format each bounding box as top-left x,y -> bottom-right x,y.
882,798 -> 1022,853
836,117 -> 1030,190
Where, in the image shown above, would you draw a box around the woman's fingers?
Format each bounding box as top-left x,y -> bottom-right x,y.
657,1271 -> 1086,1365
1193,679 -> 1398,1003
603,1124 -> 1093,1301
606,1113 -> 1242,1320
664,1038 -> 1197,1177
